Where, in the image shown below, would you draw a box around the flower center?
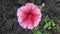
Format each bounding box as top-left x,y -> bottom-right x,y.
28,13 -> 32,17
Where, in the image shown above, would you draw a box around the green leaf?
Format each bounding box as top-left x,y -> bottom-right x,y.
48,22 -> 52,26
33,26 -> 42,34
50,19 -> 56,26
43,31 -> 50,34
48,26 -> 51,29
43,15 -> 50,23
33,26 -> 39,32
54,25 -> 60,32
43,23 -> 49,29
52,22 -> 55,26
43,22 -> 51,29
36,31 -> 42,34
56,25 -> 60,32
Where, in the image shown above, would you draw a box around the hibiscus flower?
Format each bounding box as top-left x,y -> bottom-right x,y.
17,3 -> 42,29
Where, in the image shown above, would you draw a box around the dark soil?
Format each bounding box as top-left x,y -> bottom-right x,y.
0,0 -> 60,34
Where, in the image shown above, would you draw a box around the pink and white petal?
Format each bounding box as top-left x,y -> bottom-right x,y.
17,6 -> 28,17
34,14 -> 42,27
20,6 -> 28,11
27,23 -> 34,29
18,16 -> 23,24
19,20 -> 28,29
25,3 -> 34,10
32,7 -> 41,15
25,3 -> 33,7
27,19 -> 34,29
17,8 -> 23,17
34,17 -> 41,27
32,3 -> 38,11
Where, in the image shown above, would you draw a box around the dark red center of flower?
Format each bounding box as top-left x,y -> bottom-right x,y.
28,13 -> 32,17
